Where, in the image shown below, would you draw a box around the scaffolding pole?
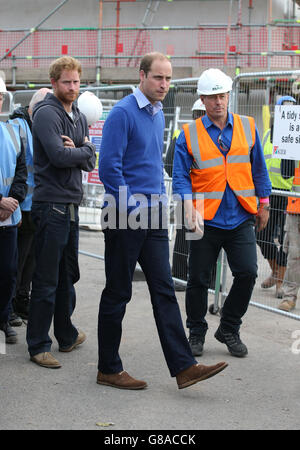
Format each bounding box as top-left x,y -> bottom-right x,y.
0,0 -> 70,63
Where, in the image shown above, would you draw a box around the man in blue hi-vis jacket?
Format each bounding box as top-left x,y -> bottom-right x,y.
0,77 -> 27,345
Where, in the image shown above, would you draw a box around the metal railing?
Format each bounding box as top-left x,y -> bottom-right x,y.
4,75 -> 300,321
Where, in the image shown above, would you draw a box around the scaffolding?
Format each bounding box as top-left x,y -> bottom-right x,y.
1,0 -> 300,87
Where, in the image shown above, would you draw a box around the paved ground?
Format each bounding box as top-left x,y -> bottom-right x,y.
1,229 -> 300,431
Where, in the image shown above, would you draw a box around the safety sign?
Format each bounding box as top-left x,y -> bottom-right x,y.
82,112 -> 108,184
272,105 -> 300,160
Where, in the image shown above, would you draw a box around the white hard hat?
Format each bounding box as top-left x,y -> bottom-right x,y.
197,68 -> 232,95
78,91 -> 103,126
0,77 -> 7,93
292,78 -> 300,95
192,98 -> 206,111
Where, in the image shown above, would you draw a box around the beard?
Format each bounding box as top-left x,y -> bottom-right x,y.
57,90 -> 79,105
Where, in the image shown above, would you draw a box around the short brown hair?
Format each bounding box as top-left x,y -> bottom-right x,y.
139,52 -> 170,76
49,56 -> 82,81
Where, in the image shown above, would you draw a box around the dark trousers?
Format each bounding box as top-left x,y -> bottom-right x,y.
172,203 -> 217,288
26,202 -> 80,356
0,226 -> 18,323
256,194 -> 288,266
15,211 -> 36,299
98,214 -> 196,377
186,219 -> 257,338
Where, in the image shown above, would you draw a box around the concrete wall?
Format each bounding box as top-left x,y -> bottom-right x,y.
0,0 -> 298,29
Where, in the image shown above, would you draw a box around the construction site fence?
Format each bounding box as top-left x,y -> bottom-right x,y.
1,23 -> 300,81
78,72 -> 300,321
1,73 -> 300,321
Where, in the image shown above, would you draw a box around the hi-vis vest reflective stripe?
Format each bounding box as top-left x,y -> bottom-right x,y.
262,129 -> 293,191
182,114 -> 257,220
0,122 -> 22,226
287,162 -> 300,214
8,117 -> 34,211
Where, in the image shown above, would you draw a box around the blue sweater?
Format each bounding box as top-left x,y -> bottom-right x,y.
99,92 -> 166,211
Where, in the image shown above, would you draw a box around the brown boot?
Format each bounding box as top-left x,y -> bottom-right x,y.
59,330 -> 86,352
176,362 -> 228,389
261,259 -> 277,289
30,352 -> 62,369
275,265 -> 286,299
278,300 -> 296,312
97,370 -> 147,390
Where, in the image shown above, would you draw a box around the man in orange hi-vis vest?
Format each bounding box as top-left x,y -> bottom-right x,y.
172,68 -> 272,358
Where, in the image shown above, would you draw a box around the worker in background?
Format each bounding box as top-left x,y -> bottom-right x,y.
277,148 -> 300,312
257,96 -> 296,299
0,77 -> 28,344
8,88 -> 51,325
172,68 -> 272,358
164,99 -> 206,291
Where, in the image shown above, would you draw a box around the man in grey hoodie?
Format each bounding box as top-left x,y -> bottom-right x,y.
26,56 -> 96,368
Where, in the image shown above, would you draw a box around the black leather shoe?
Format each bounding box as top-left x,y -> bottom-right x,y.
188,335 -> 204,356
174,281 -> 186,292
9,313 -> 23,327
0,322 -> 17,344
214,326 -> 248,357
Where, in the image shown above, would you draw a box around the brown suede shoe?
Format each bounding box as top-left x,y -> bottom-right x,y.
278,299 -> 296,312
59,330 -> 86,352
97,370 -> 147,390
30,352 -> 62,369
176,362 -> 228,389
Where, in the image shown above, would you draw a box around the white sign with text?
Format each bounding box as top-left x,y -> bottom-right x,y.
272,105 -> 300,160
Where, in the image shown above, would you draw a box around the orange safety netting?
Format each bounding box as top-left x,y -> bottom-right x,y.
0,25 -> 299,70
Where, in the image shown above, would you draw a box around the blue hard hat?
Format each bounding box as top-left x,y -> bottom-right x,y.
276,95 -> 297,105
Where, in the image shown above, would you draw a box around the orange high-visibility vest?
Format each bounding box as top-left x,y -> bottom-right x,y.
287,162 -> 300,214
182,114 -> 257,220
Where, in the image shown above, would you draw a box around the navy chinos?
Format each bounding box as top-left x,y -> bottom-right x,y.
98,206 -> 196,377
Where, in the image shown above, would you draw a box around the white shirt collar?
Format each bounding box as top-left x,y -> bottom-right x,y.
133,87 -> 163,115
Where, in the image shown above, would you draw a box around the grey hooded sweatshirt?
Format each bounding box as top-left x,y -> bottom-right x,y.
32,92 -> 96,205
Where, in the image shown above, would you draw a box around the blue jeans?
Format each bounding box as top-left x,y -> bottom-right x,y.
0,226 -> 18,323
26,202 -> 80,356
98,208 -> 196,377
186,219 -> 257,338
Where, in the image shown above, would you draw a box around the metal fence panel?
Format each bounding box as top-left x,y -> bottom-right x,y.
1,24 -> 300,84
229,70 -> 300,319
163,73 -> 300,321
9,74 -> 300,320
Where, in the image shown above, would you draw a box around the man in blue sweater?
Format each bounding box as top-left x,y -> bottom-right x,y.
97,52 -> 228,390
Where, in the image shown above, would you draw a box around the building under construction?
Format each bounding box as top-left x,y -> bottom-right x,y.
0,0 -> 300,87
